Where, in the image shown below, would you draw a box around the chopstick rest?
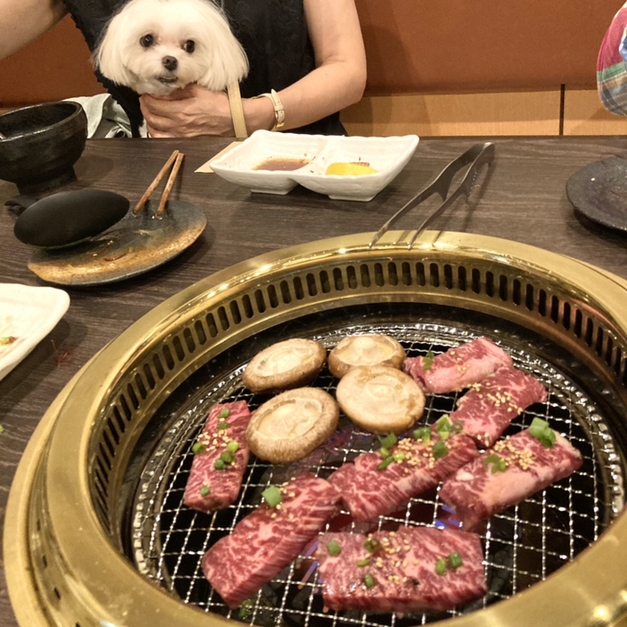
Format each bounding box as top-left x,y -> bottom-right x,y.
133,149 -> 185,218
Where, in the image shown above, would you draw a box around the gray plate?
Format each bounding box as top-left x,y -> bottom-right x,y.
566,157 -> 627,233
28,199 -> 206,285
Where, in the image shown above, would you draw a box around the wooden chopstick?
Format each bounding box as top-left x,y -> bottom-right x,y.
133,149 -> 183,215
156,151 -> 184,217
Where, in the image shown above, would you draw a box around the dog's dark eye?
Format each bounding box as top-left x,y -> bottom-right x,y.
183,40 -> 195,53
140,34 -> 154,48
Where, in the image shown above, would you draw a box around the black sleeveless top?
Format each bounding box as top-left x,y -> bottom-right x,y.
62,0 -> 345,137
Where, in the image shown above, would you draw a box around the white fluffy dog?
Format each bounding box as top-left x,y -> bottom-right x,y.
93,0 -> 249,95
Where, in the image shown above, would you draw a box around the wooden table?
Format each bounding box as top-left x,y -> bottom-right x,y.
1,135 -> 627,626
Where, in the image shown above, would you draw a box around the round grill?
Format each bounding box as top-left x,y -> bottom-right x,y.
6,232 -> 627,627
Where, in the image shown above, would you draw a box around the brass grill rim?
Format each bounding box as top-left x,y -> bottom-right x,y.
5,230 -> 627,627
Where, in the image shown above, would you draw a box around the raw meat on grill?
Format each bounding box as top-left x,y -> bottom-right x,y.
202,473 -> 341,608
183,401 -> 252,514
449,365 -> 547,448
403,337 -> 512,394
439,428 -> 583,530
329,429 -> 478,521
317,526 -> 486,612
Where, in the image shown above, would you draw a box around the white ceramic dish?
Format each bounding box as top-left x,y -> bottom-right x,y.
0,283 -> 70,381
211,131 -> 419,202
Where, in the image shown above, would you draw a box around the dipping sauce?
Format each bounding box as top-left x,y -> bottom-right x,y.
254,158 -> 310,171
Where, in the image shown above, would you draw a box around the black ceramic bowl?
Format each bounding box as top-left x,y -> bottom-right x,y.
0,101 -> 88,195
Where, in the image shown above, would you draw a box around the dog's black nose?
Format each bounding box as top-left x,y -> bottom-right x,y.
162,56 -> 178,71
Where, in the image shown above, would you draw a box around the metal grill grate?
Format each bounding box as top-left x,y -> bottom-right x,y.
131,323 -> 623,626
90,253 -> 627,532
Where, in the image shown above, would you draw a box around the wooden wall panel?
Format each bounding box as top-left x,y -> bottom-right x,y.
563,88 -> 627,135
341,91 -> 561,137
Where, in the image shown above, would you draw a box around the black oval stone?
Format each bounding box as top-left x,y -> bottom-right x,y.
14,189 -> 130,247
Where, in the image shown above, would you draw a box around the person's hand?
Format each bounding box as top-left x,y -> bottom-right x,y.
139,83 -> 234,137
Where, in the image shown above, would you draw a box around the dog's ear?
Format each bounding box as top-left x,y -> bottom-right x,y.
195,2 -> 249,90
92,12 -> 137,88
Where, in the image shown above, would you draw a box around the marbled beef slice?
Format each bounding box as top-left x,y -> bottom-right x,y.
403,336 -> 512,394
450,365 -> 547,447
440,429 -> 583,529
329,428 -> 478,521
202,473 -> 341,608
317,526 -> 486,612
183,400 -> 252,514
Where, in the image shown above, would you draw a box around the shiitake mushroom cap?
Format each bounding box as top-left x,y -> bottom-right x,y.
242,338 -> 326,394
328,334 -> 406,379
336,365 -> 425,434
246,387 -> 339,464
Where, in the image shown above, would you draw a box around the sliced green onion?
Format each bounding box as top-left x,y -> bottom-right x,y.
377,456 -> 395,471
413,426 -> 431,443
529,417 -> 549,436
432,440 -> 449,459
379,447 -> 391,459
0,336 -> 17,345
327,540 -> 342,556
435,415 -> 452,440
226,440 -> 240,453
448,551 -> 463,569
214,459 -> 226,470
238,599 -> 254,620
218,408 -> 231,419
452,420 -> 464,433
364,538 -> 382,553
484,453 -> 507,474
262,485 -> 283,508
393,451 -> 406,462
422,351 -> 435,371
363,573 -> 375,588
200,485 -> 210,497
0,425 -> 4,434
435,557 -> 447,575
192,442 -> 206,455
356,558 -> 371,567
217,422 -> 230,430
221,450 -> 235,464
379,432 -> 398,449
529,417 -> 556,448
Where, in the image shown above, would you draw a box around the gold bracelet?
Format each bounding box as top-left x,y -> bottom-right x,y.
256,89 -> 285,131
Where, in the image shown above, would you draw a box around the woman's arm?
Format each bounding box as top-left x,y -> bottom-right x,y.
270,0 -> 367,129
243,0 -> 367,132
140,0 -> 367,137
0,0 -> 67,59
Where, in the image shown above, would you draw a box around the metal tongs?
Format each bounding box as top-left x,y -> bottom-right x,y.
369,142 -> 495,250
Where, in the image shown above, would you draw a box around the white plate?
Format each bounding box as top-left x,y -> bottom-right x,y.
211,131 -> 419,202
0,284 -> 70,381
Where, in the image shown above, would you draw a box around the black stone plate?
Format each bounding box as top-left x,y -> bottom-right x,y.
27,199 -> 206,285
566,157 -> 627,233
